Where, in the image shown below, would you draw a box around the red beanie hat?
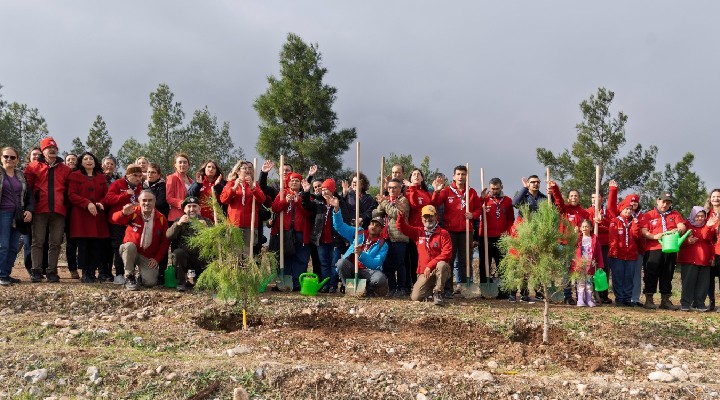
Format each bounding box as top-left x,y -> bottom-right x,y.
321,178 -> 336,193
40,137 -> 58,151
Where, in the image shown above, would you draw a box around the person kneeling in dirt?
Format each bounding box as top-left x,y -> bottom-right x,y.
326,195 -> 389,297
397,205 -> 452,306
166,196 -> 211,292
111,190 -> 170,291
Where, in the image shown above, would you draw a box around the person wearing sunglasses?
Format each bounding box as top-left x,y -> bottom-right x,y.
0,147 -> 34,285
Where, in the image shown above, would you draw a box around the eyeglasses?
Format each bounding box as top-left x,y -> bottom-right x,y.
2,155 -> 17,160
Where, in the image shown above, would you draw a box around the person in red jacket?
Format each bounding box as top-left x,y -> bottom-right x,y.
677,206 -> 717,311
166,153 -> 194,223
271,172 -> 312,291
704,189 -> 720,311
24,137 -> 72,283
67,152 -> 110,283
608,197 -> 642,306
397,205 -> 452,306
431,165 -> 481,297
639,192 -> 688,310
112,190 -> 169,291
102,164 -> 144,283
571,219 -> 605,307
220,160 -> 266,256
478,177 -> 515,298
586,185 -> 615,304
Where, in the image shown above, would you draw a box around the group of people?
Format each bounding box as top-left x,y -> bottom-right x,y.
1,137 -> 719,311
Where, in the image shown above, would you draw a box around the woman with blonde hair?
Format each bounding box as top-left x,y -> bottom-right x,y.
0,146 -> 33,285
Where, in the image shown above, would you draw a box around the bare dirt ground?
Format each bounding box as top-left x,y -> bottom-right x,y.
1,266 -> 720,399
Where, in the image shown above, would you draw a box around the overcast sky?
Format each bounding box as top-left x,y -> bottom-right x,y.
1,1 -> 718,195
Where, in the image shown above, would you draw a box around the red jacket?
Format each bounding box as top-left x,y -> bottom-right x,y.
111,208 -> 169,263
639,209 -> 687,252
220,180 -> 266,228
707,209 -> 720,256
24,158 -> 72,216
550,184 -> 589,231
103,178 -> 143,222
571,234 -> 604,275
166,172 -> 193,221
608,215 -> 641,260
271,189 -> 311,245
397,214 -> 452,274
677,225 -> 715,266
404,185 -> 432,227
431,182 -> 481,232
67,170 -> 110,239
478,194 -> 515,237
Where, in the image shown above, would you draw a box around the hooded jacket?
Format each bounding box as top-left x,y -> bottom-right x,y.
24,155 -> 71,216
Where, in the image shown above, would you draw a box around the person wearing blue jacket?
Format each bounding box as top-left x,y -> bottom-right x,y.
327,194 -> 389,297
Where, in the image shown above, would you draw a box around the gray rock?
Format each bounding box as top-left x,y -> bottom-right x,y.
86,366 -> 99,382
648,371 -> 676,382
577,383 -> 587,396
416,394 -> 428,400
468,370 -> 495,382
669,367 -> 688,381
487,360 -> 499,370
23,368 -> 48,383
226,346 -> 252,357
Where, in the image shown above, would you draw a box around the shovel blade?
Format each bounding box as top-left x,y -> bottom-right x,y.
462,282 -> 482,299
480,279 -> 500,299
344,277 -> 367,297
547,285 -> 565,303
275,275 -> 294,292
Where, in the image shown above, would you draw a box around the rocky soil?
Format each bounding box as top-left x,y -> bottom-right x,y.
1,268 -> 720,399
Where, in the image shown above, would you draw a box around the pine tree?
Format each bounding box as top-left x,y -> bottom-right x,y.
86,115 -> 112,158
147,83 -> 189,174
498,202 -> 577,343
639,153 -> 706,216
254,33 -> 357,177
2,102 -> 48,160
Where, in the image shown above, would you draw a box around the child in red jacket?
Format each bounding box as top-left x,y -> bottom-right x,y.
571,219 -> 605,307
608,198 -> 642,306
678,206 -> 718,311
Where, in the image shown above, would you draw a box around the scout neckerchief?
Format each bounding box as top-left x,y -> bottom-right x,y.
140,211 -> 154,250
490,195 -> 503,219
616,215 -> 631,247
350,230 -> 383,269
655,207 -> 673,232
448,182 -> 466,210
238,180 -> 247,206
424,222 -> 438,252
125,177 -> 138,204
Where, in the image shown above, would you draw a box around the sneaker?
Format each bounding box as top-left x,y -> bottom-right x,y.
691,307 -> 708,312
601,298 -> 613,305
30,272 -> 43,283
0,278 -> 11,286
176,284 -> 188,292
394,288 -> 407,298
46,274 -> 60,283
680,306 -> 691,312
125,276 -> 138,291
562,297 -> 576,305
508,295 -> 517,302
9,277 -> 20,283
81,276 -> 97,284
113,275 -> 126,285
318,286 -> 329,293
442,290 -> 454,299
520,295 -> 532,302
433,292 -> 444,306
69,270 -> 80,279
534,293 -> 545,301
328,287 -> 337,294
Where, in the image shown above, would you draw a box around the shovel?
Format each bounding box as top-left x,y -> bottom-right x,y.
478,168 -> 499,299
275,155 -> 293,292
462,162 -> 481,298
344,142 -> 367,296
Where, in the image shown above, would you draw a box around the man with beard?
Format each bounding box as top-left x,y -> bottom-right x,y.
479,178 -> 515,298
112,190 -> 169,291
397,205 -> 452,306
166,196 -> 211,292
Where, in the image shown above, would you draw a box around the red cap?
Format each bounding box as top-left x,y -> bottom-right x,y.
40,137 -> 57,151
321,178 -> 336,193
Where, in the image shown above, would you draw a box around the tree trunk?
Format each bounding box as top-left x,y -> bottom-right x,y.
543,287 -> 550,344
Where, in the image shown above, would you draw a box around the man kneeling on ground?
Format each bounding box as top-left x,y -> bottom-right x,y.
111,190 -> 169,291
397,205 -> 452,305
166,196 -> 211,292
326,194 -> 389,297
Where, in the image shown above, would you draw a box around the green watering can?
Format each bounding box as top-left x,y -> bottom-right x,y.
164,264 -> 177,288
659,230 -> 691,253
299,272 -> 330,296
